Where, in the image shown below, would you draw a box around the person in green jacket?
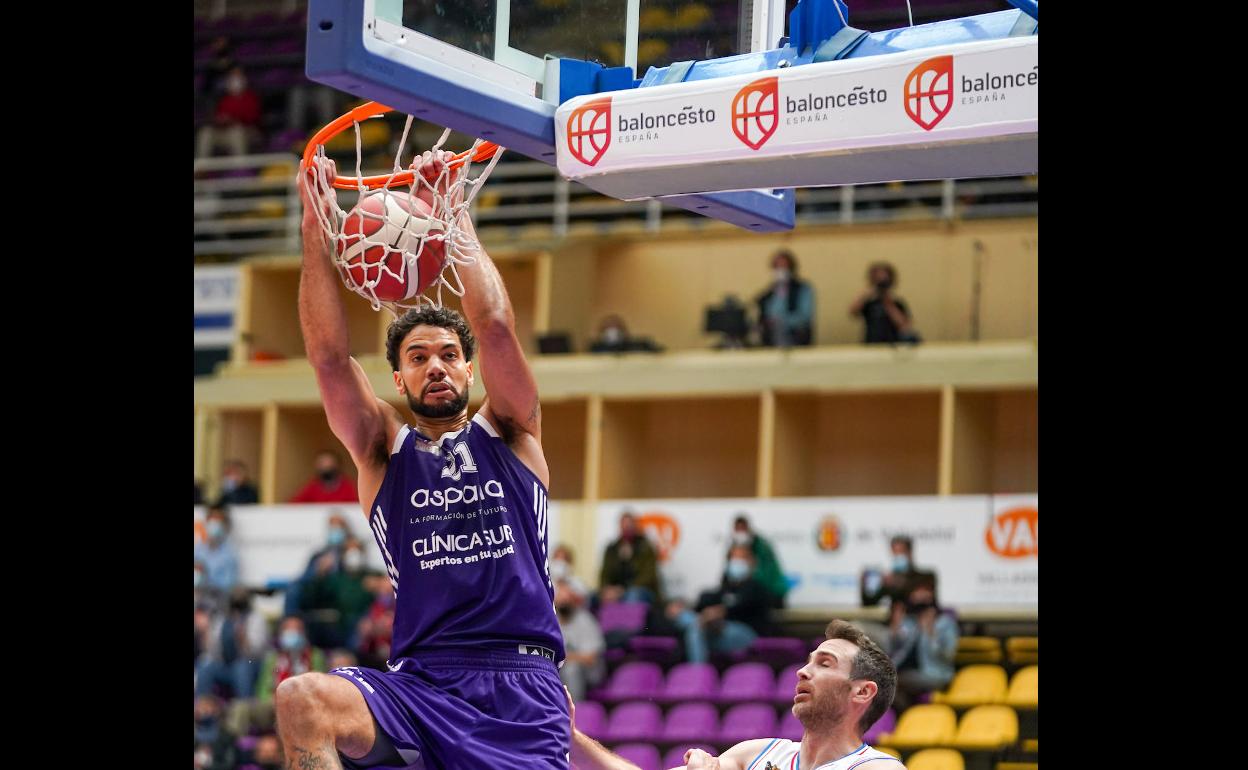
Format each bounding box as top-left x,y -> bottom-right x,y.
730,514 -> 789,608
598,511 -> 663,606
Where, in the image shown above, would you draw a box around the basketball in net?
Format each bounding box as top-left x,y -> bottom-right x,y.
302,101 -> 503,313
338,191 -> 446,302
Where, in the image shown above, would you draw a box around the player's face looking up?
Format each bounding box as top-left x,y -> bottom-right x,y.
393,324 -> 474,419
793,638 -> 867,729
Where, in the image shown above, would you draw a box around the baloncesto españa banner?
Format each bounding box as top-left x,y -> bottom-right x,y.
555,36 -> 1037,196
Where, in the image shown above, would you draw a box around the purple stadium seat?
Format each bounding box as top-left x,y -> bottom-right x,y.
605,702 -> 663,744
718,662 -> 776,703
663,744 -> 718,769
718,702 -> 778,745
660,662 -> 719,704
612,743 -> 661,770
659,702 -> 720,745
630,635 -> 681,665
778,711 -> 804,741
749,637 -> 808,668
600,661 -> 663,702
773,664 -> 803,704
574,700 -> 608,740
862,708 -> 897,745
598,601 -> 649,634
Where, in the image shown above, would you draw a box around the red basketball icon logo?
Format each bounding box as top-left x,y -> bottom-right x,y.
566,97 -> 612,166
731,77 -> 779,150
904,55 -> 954,131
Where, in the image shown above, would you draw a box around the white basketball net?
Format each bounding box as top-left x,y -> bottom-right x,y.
303,114 -> 504,316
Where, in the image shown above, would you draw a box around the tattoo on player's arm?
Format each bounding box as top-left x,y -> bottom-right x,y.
287,746 -> 331,770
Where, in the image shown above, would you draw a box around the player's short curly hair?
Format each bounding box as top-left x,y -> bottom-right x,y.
385,306 -> 477,371
824,619 -> 897,735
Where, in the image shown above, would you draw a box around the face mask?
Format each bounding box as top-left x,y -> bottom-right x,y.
549,558 -> 570,582
327,528 -> 346,547
602,327 -> 624,344
318,469 -> 339,483
875,278 -> 894,291
556,604 -> 575,619
225,75 -> 245,94
773,268 -> 792,283
892,555 -> 910,573
222,477 -> 238,493
194,571 -> 203,587
731,531 -> 752,546
344,551 -> 363,571
206,521 -> 225,540
726,559 -> 751,581
280,630 -> 305,652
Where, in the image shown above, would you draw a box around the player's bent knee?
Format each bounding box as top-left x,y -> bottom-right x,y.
275,673 -> 337,722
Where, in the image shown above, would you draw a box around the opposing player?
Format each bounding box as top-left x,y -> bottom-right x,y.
569,620 -> 904,770
275,152 -> 567,770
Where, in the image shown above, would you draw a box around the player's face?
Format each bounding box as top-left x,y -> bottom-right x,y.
793,638 -> 859,728
394,325 -> 474,419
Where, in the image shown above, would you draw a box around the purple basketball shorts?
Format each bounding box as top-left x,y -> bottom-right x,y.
330,646 -> 570,770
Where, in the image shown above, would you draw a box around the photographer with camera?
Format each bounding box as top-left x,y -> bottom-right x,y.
887,582 -> 958,712
850,261 -> 920,344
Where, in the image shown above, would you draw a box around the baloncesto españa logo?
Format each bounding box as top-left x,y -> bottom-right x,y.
566,97 -> 612,166
731,76 -> 779,150
903,55 -> 954,130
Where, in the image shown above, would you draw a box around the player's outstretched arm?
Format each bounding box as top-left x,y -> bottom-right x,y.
413,150 -> 547,483
677,740 -> 773,770
566,687 -> 643,770
298,160 -> 397,469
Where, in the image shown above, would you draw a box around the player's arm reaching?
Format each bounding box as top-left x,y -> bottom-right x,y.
298,158 -> 406,509
413,150 -> 549,487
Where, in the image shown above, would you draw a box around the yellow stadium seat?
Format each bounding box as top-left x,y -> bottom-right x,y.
672,4 -> 712,28
933,665 -> 1007,707
1005,666 -> 1037,708
951,705 -> 1018,751
1006,637 -> 1038,665
955,637 -> 1003,665
876,704 -> 957,749
874,747 -> 902,759
638,8 -> 671,31
907,749 -> 965,770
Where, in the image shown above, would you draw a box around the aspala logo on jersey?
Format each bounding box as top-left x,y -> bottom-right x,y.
566,97 -> 612,166
904,55 -> 954,130
409,480 -> 504,511
731,76 -> 779,150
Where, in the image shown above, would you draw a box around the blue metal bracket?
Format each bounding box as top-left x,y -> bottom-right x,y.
788,0 -> 852,57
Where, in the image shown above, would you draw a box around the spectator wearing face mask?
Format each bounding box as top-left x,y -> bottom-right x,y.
598,511 -> 663,606
549,543 -> 590,603
193,694 -> 238,770
672,544 -> 773,663
212,459 -> 259,507
225,616 -> 326,738
194,507 -> 240,595
727,514 -> 789,608
299,537 -> 375,649
888,584 -> 959,712
195,586 -> 272,699
195,65 -> 262,158
589,314 -> 664,354
355,575 -> 397,671
290,449 -> 359,503
283,512 -> 353,615
849,261 -> 921,344
863,534 -> 939,610
555,580 -> 606,701
756,249 -> 816,347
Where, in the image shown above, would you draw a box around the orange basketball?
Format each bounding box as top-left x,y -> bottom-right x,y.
338,191 -> 446,302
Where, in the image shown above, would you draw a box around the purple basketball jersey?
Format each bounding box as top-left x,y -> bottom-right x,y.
368,412 -> 565,662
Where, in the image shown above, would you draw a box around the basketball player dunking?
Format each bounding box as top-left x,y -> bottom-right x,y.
277,152 -> 568,769
569,621 -> 906,770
